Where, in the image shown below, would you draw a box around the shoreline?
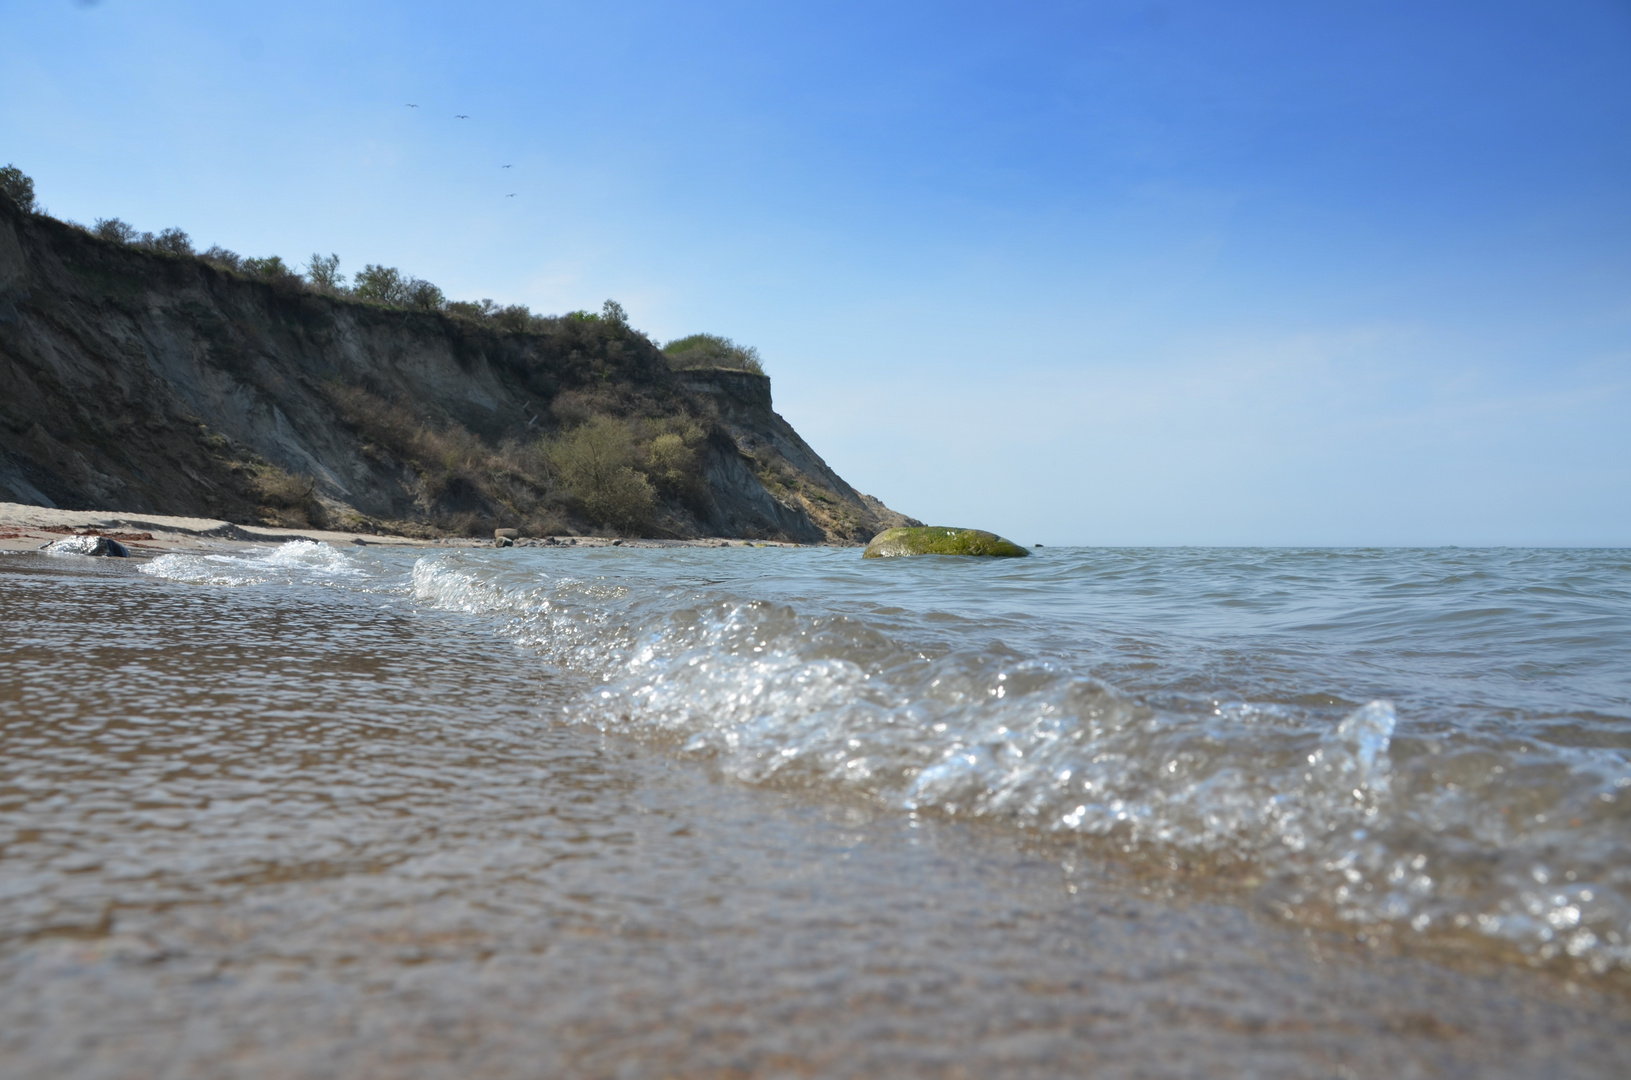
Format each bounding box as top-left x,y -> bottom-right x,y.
0,501 -> 811,556
4,515 -> 1630,1074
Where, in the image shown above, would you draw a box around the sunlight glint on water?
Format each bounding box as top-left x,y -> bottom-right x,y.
119,541 -> 1631,977
336,542 -> 1631,977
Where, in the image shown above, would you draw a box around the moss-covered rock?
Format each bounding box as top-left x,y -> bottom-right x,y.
862,526 -> 1029,559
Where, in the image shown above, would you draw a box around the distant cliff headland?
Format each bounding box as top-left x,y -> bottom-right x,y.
0,168 -> 915,543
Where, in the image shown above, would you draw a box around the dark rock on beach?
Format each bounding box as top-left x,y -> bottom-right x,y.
43,534 -> 128,557
862,526 -> 1029,559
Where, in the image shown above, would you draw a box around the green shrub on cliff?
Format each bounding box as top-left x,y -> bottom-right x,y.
151,228 -> 194,256
243,255 -> 303,287
493,303 -> 534,332
662,333 -> 765,375
353,264 -> 446,311
642,416 -> 708,506
93,217 -> 139,244
546,416 -> 655,532
89,217 -> 195,256
446,298 -> 498,321
201,245 -> 244,272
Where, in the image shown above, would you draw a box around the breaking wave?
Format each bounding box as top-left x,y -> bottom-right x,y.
406,548 -> 1631,978
143,539 -> 367,588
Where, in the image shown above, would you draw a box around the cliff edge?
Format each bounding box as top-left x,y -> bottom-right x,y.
0,192 -> 914,543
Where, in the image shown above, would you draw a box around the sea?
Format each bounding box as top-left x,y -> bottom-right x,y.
3,541 -> 1629,1077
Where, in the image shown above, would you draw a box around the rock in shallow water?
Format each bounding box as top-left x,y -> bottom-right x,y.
862,526 -> 1028,559
44,534 -> 129,557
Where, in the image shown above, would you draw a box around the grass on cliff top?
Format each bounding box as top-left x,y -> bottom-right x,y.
661,334 -> 766,375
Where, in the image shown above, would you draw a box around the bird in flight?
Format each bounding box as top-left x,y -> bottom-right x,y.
455,114 -> 470,119
406,103 -> 418,108
502,164 -> 512,169
507,193 -> 517,198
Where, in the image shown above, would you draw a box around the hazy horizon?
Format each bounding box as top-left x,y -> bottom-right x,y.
4,0 -> 1628,545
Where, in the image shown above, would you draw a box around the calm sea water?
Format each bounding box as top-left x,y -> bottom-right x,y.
3,542 -> 1629,1077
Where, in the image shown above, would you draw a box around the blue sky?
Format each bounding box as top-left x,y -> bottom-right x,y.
4,0 -> 1629,544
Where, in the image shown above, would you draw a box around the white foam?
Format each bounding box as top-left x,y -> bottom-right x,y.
142,540 -> 363,587
188,547 -> 1631,975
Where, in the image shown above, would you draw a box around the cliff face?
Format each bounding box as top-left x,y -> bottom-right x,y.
0,195 -> 913,543
675,369 -> 918,542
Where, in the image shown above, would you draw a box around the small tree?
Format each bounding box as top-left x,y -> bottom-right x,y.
353,264 -> 403,304
406,278 -> 445,311
601,298 -> 628,328
353,264 -> 411,305
0,165 -> 36,213
306,253 -> 344,292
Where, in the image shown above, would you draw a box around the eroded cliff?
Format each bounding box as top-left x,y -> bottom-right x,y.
0,194 -> 914,542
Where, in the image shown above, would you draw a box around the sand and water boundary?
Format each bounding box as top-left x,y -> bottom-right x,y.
0,502 -> 804,556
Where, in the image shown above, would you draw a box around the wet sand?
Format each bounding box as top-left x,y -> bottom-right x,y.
0,501 -> 804,556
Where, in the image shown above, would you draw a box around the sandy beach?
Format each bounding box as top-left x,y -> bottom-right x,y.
0,501 -> 806,557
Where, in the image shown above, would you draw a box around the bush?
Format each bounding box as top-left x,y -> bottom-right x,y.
89,218 -> 191,255
493,303 -> 532,332
550,390 -> 592,428
446,298 -> 497,321
93,217 -> 139,244
546,415 -> 654,531
645,431 -> 699,504
0,165 -> 36,213
353,264 -> 443,310
662,333 -> 765,374
149,227 -> 193,256
200,245 -> 245,272
243,255 -> 303,286
641,415 -> 707,503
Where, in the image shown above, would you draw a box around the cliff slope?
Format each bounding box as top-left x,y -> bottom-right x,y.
0,194 -> 914,543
